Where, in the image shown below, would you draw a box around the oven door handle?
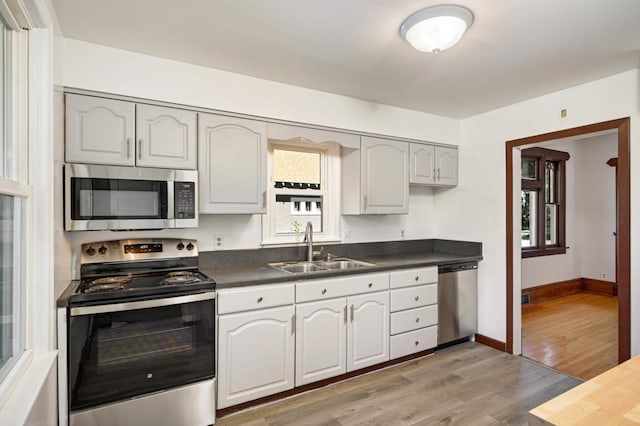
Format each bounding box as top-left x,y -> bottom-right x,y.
70,292 -> 216,316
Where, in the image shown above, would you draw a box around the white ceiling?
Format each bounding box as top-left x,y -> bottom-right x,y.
51,0 -> 640,119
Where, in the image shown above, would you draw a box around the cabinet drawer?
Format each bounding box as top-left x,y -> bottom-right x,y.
296,272 -> 389,303
390,284 -> 437,312
390,266 -> 437,289
390,326 -> 437,359
218,283 -> 295,314
390,305 -> 438,335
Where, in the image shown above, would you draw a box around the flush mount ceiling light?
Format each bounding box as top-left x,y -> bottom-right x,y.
400,4 -> 474,54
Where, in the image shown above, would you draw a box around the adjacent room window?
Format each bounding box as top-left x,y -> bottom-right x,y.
521,147 -> 569,257
263,140 -> 340,245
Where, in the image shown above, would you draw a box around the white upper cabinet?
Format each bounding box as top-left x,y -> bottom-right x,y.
198,114 -> 267,214
136,104 -> 197,169
65,94 -> 135,166
410,143 -> 458,187
65,94 -> 197,169
342,136 -> 409,215
435,146 -> 458,186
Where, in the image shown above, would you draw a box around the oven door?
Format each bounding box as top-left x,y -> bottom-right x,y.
67,292 -> 216,412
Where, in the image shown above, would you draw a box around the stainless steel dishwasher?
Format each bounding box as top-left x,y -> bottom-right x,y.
438,261 -> 478,345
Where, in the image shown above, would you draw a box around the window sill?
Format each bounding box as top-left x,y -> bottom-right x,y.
0,350 -> 57,425
522,247 -> 567,258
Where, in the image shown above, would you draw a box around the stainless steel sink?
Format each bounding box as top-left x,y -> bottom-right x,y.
270,258 -> 374,274
275,263 -> 329,273
321,259 -> 374,270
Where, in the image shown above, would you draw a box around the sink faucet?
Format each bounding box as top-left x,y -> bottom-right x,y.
304,221 -> 314,262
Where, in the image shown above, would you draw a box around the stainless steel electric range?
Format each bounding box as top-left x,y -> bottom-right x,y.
57,238 -> 216,426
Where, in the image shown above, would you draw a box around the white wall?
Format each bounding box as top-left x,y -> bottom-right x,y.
439,69 -> 639,353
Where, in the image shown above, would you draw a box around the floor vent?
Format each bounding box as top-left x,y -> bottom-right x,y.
522,294 -> 530,305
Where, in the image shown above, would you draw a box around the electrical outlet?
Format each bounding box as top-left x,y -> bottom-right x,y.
400,229 -> 406,239
602,272 -> 607,279
343,230 -> 351,242
560,108 -> 567,119
215,235 -> 224,249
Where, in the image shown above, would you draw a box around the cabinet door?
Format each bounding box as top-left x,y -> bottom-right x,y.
361,136 -> 409,214
65,94 -> 135,166
409,143 -> 435,185
198,114 -> 267,214
136,104 -> 197,169
217,306 -> 295,409
346,291 -> 389,371
295,299 -> 346,386
434,146 -> 458,186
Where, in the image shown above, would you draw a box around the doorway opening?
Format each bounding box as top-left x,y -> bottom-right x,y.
505,118 -> 630,368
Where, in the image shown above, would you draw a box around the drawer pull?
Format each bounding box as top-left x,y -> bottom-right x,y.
415,341 -> 419,346
257,297 -> 263,303
415,276 -> 419,281
368,283 -> 373,288
415,317 -> 420,323
415,296 -> 420,301
322,288 -> 327,295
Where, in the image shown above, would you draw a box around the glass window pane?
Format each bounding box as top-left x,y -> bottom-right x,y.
521,158 -> 536,180
546,204 -> 557,245
273,149 -> 320,185
0,195 -> 15,371
545,161 -> 556,203
521,191 -> 537,247
275,195 -> 322,234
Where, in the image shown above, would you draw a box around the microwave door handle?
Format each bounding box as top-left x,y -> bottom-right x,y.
167,182 -> 175,220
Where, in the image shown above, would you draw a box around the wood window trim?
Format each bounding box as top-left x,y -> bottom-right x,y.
521,147 -> 569,258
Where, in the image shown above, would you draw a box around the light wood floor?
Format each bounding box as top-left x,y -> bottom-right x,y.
217,342 -> 581,426
522,292 -> 618,380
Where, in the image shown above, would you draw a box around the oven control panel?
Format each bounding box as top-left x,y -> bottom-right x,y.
81,238 -> 199,264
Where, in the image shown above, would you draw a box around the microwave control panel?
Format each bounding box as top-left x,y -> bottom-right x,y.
175,181 -> 196,219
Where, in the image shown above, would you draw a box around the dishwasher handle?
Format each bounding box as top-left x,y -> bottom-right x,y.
438,262 -> 478,274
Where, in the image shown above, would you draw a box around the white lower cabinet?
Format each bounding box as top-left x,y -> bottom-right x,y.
389,267 -> 439,360
296,290 -> 389,386
217,305 -> 295,409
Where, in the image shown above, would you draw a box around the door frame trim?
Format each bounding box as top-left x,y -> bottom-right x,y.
505,117 -> 630,362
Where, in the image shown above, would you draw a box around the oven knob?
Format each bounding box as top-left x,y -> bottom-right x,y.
86,247 -> 96,256
98,246 -> 107,255
186,243 -> 194,251
177,242 -> 185,250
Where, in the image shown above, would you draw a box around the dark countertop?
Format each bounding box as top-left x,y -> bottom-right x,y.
202,250 -> 482,290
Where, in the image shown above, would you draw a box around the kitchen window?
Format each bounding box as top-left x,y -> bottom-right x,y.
0,21 -> 27,385
262,140 -> 340,245
521,147 -> 569,257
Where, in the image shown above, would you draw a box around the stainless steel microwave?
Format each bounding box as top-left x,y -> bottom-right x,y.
64,164 -> 198,231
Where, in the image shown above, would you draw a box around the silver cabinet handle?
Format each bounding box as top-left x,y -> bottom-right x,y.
291,314 -> 296,335
138,139 -> 142,160
368,282 -> 373,288
322,288 -> 327,295
257,296 -> 263,303
415,317 -> 420,323
126,138 -> 131,159
415,341 -> 420,346
350,304 -> 354,322
262,190 -> 266,208
437,168 -> 441,180
344,305 -> 347,324
415,296 -> 420,301
415,276 -> 419,281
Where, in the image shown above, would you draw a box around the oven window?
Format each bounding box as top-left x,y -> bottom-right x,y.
71,178 -> 168,220
68,299 -> 215,410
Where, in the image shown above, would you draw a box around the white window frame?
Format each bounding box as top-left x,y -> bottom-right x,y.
262,139 -> 341,246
